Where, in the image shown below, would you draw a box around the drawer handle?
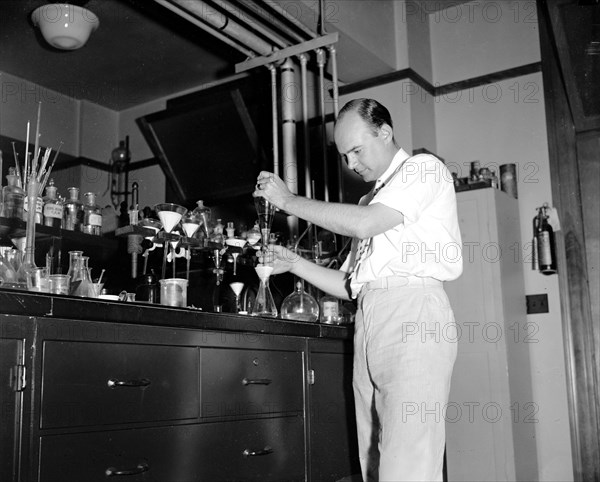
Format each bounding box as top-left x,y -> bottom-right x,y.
242,378 -> 272,386
107,378 -> 151,388
105,462 -> 149,476
243,446 -> 273,457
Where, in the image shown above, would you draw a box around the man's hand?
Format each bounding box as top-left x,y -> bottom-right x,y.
259,244 -> 302,276
253,171 -> 295,211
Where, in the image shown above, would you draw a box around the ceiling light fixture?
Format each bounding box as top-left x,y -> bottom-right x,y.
31,3 -> 99,50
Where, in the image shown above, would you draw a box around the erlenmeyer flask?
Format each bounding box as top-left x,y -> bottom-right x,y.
0,247 -> 18,284
251,265 -> 277,317
68,251 -> 95,297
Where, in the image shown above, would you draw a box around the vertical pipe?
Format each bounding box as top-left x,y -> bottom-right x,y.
328,44 -> 343,202
298,53 -> 311,200
268,64 -> 279,177
280,58 -> 298,239
316,48 -> 329,202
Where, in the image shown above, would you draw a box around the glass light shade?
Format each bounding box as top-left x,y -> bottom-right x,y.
32,4 -> 99,51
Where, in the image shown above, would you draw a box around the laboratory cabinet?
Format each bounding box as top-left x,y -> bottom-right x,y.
0,290 -> 359,482
445,188 -> 536,482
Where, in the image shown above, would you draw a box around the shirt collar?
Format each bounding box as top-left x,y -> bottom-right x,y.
374,148 -> 410,191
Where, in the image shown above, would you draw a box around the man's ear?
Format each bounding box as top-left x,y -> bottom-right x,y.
380,123 -> 393,144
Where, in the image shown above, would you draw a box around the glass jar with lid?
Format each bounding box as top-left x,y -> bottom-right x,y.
43,179 -> 63,228
82,192 -> 102,235
63,187 -> 83,231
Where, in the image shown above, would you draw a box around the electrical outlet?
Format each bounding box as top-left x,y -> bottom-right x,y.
526,294 -> 549,314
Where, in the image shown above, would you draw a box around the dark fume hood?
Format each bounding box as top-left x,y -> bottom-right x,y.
137,72 -> 273,207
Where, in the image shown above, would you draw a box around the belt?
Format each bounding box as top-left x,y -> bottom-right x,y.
363,276 -> 442,291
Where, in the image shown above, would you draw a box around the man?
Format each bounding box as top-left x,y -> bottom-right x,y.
254,98 -> 462,481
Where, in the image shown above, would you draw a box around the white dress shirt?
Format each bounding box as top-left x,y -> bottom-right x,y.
341,148 -> 463,297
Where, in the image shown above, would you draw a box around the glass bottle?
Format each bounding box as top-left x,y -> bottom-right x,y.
63,187 -> 83,231
0,246 -> 18,284
212,218 -> 224,244
2,167 -> 25,220
251,265 -> 277,317
192,200 -> 211,239
281,281 -> 319,322
246,222 -> 261,247
319,294 -> 341,324
226,221 -> 235,239
82,192 -> 102,235
43,179 -> 63,228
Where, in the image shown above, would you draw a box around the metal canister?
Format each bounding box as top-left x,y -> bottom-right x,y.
500,163 -> 518,198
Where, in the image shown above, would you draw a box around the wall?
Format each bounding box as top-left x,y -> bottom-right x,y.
428,2 -> 573,480
0,71 -> 119,209
429,0 -> 541,83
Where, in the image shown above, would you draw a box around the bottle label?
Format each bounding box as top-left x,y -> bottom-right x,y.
89,213 -> 102,227
44,203 -> 63,219
24,197 -> 43,214
322,300 -> 339,318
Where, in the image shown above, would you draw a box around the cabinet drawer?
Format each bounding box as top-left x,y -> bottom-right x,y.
38,417 -> 305,482
200,348 -> 303,418
41,341 -> 199,428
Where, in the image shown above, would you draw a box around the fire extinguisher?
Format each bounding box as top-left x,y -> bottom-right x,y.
532,203 -> 557,275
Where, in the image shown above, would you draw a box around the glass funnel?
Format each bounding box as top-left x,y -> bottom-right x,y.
251,265 -> 277,317
281,281 -> 319,322
155,203 -> 187,233
254,197 -> 276,249
155,203 -> 187,279
229,281 -> 244,313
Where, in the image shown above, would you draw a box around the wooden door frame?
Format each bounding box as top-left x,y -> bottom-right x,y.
537,1 -> 600,480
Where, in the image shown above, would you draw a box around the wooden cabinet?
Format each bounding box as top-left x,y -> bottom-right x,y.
307,339 -> 360,481
444,188 -> 536,481
0,298 -> 359,482
0,336 -> 25,482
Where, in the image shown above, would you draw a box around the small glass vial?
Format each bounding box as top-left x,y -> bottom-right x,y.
2,168 -> 25,220
43,179 -> 63,228
226,221 -> 235,239
63,187 -> 83,231
82,192 -> 102,235
319,294 -> 341,324
212,218 -> 224,244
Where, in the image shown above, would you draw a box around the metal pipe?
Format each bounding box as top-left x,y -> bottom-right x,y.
169,0 -> 275,55
298,53 -> 311,200
237,0 -> 308,44
153,0 -> 257,58
268,63 -> 279,177
328,44 -> 342,202
281,58 -> 298,238
316,48 -> 329,202
212,0 -> 288,48
259,0 -> 318,39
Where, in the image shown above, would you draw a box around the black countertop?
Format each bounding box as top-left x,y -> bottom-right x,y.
0,288 -> 353,340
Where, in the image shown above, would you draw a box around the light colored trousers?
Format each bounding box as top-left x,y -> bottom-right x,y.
353,280 -> 458,482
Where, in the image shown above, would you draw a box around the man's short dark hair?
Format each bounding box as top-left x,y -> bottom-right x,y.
338,98 -> 394,135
